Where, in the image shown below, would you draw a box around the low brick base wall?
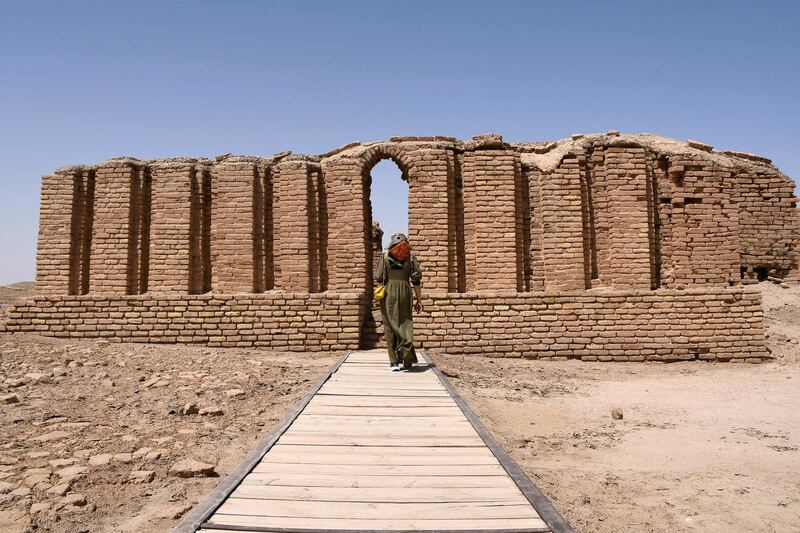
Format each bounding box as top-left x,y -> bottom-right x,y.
3,292 -> 363,351
4,287 -> 767,362
417,287 -> 767,362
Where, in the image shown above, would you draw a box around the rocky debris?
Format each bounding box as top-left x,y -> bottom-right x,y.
49,458 -> 78,469
0,323 -> 334,532
169,459 -> 216,478
225,389 -> 246,398
1,394 -> 19,404
55,465 -> 88,482
611,407 -> 624,420
10,486 -> 31,497
61,493 -> 87,507
180,402 -> 199,415
29,502 -> 50,514
88,454 -> 112,466
687,139 -> 714,152
47,481 -> 72,496
128,470 -> 155,483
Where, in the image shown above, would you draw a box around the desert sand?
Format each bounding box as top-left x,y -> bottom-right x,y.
0,282 -> 798,532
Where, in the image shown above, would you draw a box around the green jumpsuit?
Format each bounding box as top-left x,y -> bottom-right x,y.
376,253 -> 422,366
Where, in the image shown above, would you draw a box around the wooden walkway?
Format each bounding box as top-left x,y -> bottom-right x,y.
175,350 -> 572,533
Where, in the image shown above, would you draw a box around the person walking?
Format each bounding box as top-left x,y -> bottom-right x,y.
375,233 -> 422,371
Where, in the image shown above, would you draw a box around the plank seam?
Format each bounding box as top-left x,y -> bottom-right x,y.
420,349 -> 574,533
172,351 -> 351,533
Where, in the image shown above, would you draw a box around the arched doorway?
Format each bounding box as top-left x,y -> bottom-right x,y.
360,157 -> 409,349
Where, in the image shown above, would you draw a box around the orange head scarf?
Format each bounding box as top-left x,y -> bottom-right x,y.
388,233 -> 411,261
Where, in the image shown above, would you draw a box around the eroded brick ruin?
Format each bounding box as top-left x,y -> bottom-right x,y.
6,132 -> 799,361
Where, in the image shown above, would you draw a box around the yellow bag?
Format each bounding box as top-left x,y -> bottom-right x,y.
374,252 -> 388,301
374,284 -> 386,301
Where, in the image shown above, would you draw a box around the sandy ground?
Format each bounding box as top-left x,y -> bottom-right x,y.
431,282 -> 800,533
0,283 -> 337,533
0,281 -> 797,532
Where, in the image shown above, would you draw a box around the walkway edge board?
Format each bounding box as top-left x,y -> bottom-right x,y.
420,350 -> 575,533
172,351 -> 351,533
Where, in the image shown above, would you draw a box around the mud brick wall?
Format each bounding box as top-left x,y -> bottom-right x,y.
415,287 -> 766,362
5,293 -> 362,350
13,132 -> 798,360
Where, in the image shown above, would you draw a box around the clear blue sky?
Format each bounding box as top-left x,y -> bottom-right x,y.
1,1 -> 798,284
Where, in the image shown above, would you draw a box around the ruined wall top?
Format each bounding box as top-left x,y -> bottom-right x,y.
51,132 -> 787,179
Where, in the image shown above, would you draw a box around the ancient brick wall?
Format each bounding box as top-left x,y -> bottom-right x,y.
10,132 -> 799,361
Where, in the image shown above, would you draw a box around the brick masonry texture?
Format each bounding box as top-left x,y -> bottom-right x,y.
8,132 -> 799,362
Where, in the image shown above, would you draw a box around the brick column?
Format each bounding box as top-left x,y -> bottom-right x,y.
148,162 -> 193,294
36,171 -> 80,296
604,147 -> 653,289
461,149 -> 520,291
211,159 -> 258,293
321,157 -> 365,292
89,161 -> 138,294
273,160 -> 311,291
407,147 -> 451,293
538,156 -> 586,291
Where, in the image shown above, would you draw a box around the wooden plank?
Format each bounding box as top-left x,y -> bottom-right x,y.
317,390 -> 451,397
240,473 -> 518,488
252,463 -> 506,476
277,434 -> 484,447
267,444 -> 496,457
215,499 -> 541,520
302,406 -> 465,417
229,484 -> 528,503
206,515 -> 548,531
305,398 -> 459,408
259,452 -> 501,466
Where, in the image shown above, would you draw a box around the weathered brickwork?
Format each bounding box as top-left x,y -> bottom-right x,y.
10,132 -> 799,361
6,293 -> 361,350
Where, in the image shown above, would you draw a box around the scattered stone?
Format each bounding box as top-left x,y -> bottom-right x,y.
47,481 -> 72,496
55,465 -> 88,482
112,453 -> 133,464
687,139 -> 713,152
33,430 -> 70,442
29,502 -> 50,514
0,394 -> 19,405
88,454 -> 112,466
52,366 -> 67,377
128,470 -> 155,483
168,459 -> 216,478
132,447 -> 152,459
199,406 -> 224,416
571,133 -> 585,140
27,451 -> 50,459
0,481 -> 15,494
10,486 -> 31,497
49,458 -> 78,469
22,474 -> 50,489
225,389 -> 246,398
6,379 -> 25,388
144,450 -> 164,461
607,130 -> 620,136
61,493 -> 87,507
180,403 -> 199,415
611,407 -> 624,420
